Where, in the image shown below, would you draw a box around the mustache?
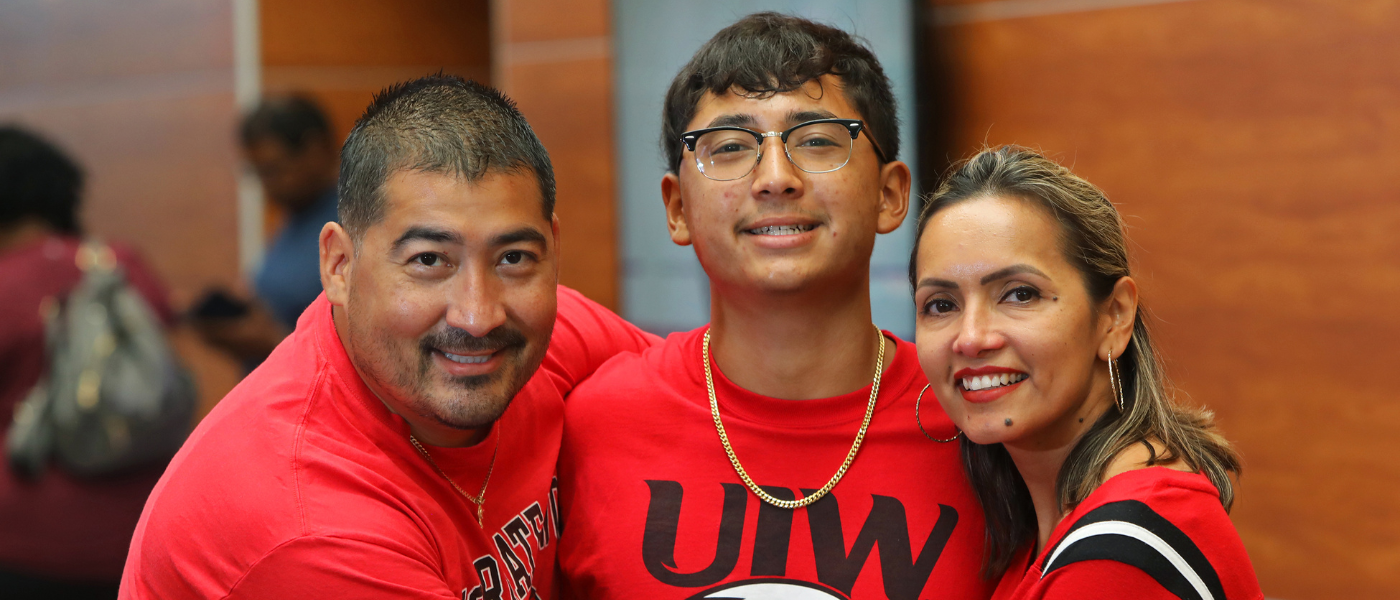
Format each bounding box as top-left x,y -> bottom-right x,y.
419,326 -> 527,355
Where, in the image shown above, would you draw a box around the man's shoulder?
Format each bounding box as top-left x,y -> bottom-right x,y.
127,344 -> 434,596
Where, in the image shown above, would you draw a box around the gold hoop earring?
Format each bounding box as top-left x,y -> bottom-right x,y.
1108,355 -> 1125,412
916,384 -> 961,443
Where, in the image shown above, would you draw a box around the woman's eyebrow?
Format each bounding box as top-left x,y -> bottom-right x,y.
980,264 -> 1049,285
916,277 -> 959,290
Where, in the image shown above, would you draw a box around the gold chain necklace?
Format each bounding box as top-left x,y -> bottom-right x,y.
704,324 -> 885,510
409,433 -> 498,525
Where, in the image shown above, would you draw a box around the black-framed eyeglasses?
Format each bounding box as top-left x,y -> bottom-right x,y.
679,118 -> 887,182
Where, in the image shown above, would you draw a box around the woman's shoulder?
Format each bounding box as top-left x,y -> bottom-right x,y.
1033,467 -> 1262,600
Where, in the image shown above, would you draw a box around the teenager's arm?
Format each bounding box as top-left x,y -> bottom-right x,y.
540,285 -> 661,392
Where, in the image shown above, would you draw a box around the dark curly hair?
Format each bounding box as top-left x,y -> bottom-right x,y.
661,12 -> 899,173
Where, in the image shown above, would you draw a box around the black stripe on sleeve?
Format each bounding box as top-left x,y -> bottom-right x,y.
1042,500 -> 1226,600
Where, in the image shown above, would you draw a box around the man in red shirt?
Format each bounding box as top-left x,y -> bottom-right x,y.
557,14 -> 994,600
120,76 -> 656,598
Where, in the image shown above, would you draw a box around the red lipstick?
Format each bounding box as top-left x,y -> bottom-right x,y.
953,366 -> 1027,404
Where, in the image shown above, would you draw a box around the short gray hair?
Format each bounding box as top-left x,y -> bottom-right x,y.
338,75 -> 555,240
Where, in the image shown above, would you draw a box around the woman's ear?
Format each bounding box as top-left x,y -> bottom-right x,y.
1100,276 -> 1140,361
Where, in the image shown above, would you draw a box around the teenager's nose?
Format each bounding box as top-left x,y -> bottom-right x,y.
750,137 -> 803,200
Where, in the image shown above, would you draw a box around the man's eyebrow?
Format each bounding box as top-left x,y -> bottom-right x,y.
980,264 -> 1050,285
491,226 -> 548,247
789,109 -> 839,124
706,113 -> 757,129
392,226 -> 462,250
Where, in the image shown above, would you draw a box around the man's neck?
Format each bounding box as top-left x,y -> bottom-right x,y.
707,275 -> 893,401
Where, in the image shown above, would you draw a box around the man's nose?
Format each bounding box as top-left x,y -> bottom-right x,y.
446,266 -> 507,338
750,137 -> 803,199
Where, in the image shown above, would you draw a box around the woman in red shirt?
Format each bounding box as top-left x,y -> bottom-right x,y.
909,146 -> 1264,599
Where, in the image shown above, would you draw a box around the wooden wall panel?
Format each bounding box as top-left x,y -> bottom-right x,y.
493,0 -> 618,310
929,0 -> 1400,597
0,0 -> 244,419
261,0 -> 492,142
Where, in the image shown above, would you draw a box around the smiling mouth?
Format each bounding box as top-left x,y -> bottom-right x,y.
745,224 -> 817,236
439,350 -> 494,364
961,372 -> 1027,391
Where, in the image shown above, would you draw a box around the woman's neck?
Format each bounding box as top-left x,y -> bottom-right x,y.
0,219 -> 56,254
1003,397 -> 1115,554
1004,441 -> 1076,555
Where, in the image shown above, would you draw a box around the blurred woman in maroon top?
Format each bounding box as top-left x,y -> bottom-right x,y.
0,126 -> 174,599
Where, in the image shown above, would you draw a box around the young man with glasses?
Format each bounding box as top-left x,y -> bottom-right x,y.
557,13 -> 993,600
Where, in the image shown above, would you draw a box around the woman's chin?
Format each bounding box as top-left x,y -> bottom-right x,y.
960,416 -> 1023,446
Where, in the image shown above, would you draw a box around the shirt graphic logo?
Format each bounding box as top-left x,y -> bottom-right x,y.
463,477 -> 562,600
685,578 -> 849,599
642,480 -> 959,600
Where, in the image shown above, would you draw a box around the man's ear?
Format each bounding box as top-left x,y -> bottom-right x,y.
320,222 -> 354,307
876,160 -> 913,235
661,172 -> 692,246
1099,276 -> 1140,361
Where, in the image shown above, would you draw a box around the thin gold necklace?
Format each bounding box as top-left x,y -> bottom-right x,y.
704,324 -> 885,509
409,433 -> 498,525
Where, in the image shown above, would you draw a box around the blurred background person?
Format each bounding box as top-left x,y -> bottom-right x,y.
190,95 -> 339,365
0,126 -> 175,599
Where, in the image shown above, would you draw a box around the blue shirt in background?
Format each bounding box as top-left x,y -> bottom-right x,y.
254,188 -> 338,330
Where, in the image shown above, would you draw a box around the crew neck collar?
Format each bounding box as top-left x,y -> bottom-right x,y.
689,325 -> 918,429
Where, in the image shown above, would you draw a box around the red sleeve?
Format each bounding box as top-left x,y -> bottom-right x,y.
226,536 -> 457,599
110,242 -> 175,326
539,286 -> 660,394
1035,560 -> 1180,600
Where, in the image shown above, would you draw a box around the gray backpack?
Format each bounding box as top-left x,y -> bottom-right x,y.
7,242 -> 195,479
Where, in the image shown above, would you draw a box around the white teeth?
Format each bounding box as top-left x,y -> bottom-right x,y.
961,372 -> 1026,391
748,224 -> 814,236
442,351 -> 490,364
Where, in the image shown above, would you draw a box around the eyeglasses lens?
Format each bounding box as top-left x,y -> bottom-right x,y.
694,122 -> 855,181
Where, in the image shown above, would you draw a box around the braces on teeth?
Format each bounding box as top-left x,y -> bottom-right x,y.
749,224 -> 814,235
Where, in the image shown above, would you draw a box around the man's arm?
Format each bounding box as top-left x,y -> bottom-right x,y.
224,536 -> 461,600
540,285 -> 661,392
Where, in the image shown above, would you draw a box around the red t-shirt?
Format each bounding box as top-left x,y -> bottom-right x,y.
991,467 -> 1264,600
119,287 -> 658,599
557,326 -> 994,600
0,235 -> 173,581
